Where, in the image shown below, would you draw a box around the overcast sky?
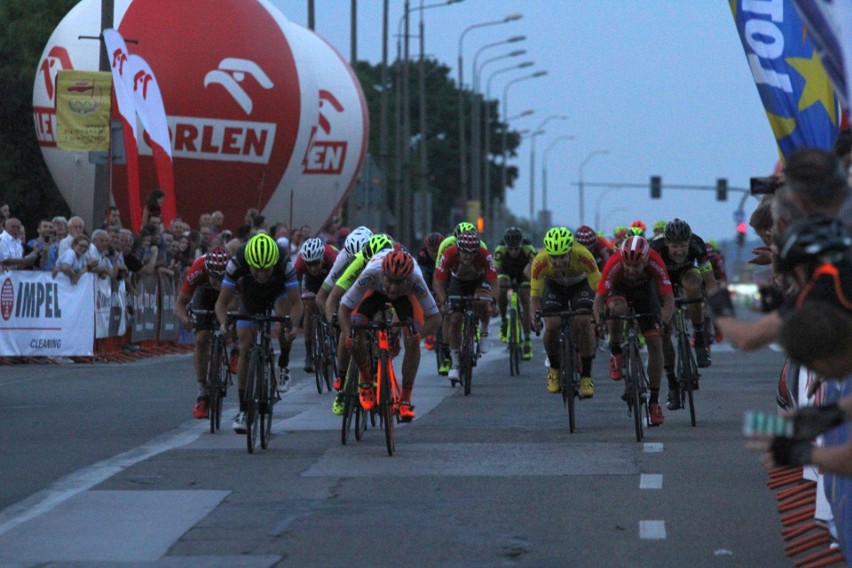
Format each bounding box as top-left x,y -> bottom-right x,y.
272,0 -> 781,242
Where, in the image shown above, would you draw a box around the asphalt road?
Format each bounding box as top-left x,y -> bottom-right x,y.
0,331 -> 790,567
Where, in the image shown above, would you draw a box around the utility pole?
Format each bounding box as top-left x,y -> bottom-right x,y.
92,0 -> 113,230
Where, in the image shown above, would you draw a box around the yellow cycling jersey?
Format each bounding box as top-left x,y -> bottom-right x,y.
529,244 -> 601,298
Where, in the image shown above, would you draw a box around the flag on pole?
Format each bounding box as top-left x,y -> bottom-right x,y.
54,70 -> 111,151
102,28 -> 142,231
731,0 -> 841,159
128,54 -> 176,227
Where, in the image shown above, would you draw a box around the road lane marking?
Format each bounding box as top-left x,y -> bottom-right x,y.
639,520 -> 667,540
643,442 -> 664,453
640,473 -> 663,489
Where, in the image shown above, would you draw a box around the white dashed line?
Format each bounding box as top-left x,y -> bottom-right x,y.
639,473 -> 663,489
639,520 -> 667,540
643,442 -> 664,453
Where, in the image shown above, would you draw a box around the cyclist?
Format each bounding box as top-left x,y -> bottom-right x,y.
610,225 -> 630,252
416,231 -> 444,351
630,219 -> 647,237
433,229 -> 499,382
215,232 -> 302,433
314,226 -> 372,314
530,227 -> 600,397
593,236 -> 674,426
338,250 -> 441,421
435,221 -> 478,264
652,220 -> 667,240
494,227 -> 536,359
575,224 -> 612,272
294,237 -> 338,372
649,218 -> 718,384
175,246 -> 231,419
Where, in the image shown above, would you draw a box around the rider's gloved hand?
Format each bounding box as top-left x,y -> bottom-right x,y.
770,437 -> 813,467
792,403 -> 846,440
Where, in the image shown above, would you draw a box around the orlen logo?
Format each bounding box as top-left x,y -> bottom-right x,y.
33,46 -> 73,147
303,89 -> 348,175
1,278 -> 14,321
204,58 -> 273,115
39,46 -> 73,102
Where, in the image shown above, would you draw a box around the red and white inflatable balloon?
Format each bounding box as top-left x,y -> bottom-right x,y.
33,0 -> 368,233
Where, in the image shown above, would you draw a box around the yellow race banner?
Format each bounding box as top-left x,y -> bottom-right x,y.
55,70 -> 112,151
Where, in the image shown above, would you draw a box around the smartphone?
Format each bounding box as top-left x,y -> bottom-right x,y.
743,410 -> 793,437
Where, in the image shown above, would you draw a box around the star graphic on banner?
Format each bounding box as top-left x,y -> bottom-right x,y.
786,49 -> 838,125
766,111 -> 797,140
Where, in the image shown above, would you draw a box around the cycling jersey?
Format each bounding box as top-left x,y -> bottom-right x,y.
340,253 -> 437,318
416,247 -> 438,289
180,255 -> 216,296
321,248 -> 357,291
335,248 -> 379,292
494,243 -> 536,281
597,248 -> 673,297
222,241 -> 298,313
529,244 -> 600,298
649,234 -> 712,277
434,244 -> 498,283
294,243 -> 338,295
587,236 -> 613,271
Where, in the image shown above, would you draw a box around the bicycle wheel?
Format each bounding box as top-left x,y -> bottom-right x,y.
508,306 -> 519,376
246,349 -> 261,453
341,360 -> 358,445
560,333 -> 576,433
323,332 -> 337,392
206,339 -> 222,433
260,357 -> 275,449
678,330 -> 698,427
312,320 -> 324,394
626,341 -> 644,442
379,353 -> 395,456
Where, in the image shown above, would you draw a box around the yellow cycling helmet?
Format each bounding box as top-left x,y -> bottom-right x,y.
245,233 -> 280,269
543,227 -> 574,255
453,222 -> 476,239
363,233 -> 394,259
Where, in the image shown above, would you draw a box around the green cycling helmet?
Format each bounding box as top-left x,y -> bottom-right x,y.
363,233 -> 394,258
453,222 -> 476,239
653,220 -> 667,231
245,233 -> 280,269
543,227 -> 574,256
629,226 -> 644,237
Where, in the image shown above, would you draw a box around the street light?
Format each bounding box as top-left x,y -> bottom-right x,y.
500,71 -> 547,211
457,13 -> 523,202
541,135 -> 575,223
507,109 -> 534,121
594,188 -> 622,230
529,114 -> 567,223
578,149 -> 609,226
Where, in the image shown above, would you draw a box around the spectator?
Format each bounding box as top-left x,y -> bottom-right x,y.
0,202 -> 10,223
26,218 -> 54,271
244,207 -> 258,227
141,189 -> 164,227
226,223 -> 251,253
58,216 -> 86,257
102,205 -> 122,230
47,216 -> 68,271
173,233 -> 195,271
211,210 -> 225,236
54,234 -> 91,285
199,212 -> 213,230
168,216 -> 188,236
117,229 -> 143,281
0,218 -> 38,270
87,229 -> 115,279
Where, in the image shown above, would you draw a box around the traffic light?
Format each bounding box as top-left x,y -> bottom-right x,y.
716,178 -> 728,201
650,175 -> 661,199
736,222 -> 747,246
477,216 -> 485,232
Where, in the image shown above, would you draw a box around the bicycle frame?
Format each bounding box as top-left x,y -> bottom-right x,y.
189,308 -> 232,434
536,307 -> 588,433
605,311 -> 652,442
673,298 -> 701,426
507,285 -> 522,377
448,295 -> 494,396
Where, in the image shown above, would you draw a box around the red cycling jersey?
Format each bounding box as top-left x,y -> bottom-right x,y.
293,243 -> 338,281
180,255 -> 213,296
596,248 -> 673,297
434,244 -> 498,282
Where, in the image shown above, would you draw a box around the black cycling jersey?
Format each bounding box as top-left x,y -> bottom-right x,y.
649,234 -> 710,275
223,242 -> 299,312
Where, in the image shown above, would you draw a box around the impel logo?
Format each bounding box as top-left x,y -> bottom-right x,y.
1,278 -> 14,321
303,89 -> 348,175
204,58 -> 273,115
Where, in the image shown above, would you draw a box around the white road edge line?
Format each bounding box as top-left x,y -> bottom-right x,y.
640,473 -> 663,490
643,442 -> 664,453
639,520 -> 667,540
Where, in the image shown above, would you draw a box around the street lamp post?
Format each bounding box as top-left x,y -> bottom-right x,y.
529,115 -> 567,223
457,14 -> 522,205
594,188 -> 621,230
541,135 -> 574,224
578,149 -> 609,226
500,71 -> 546,216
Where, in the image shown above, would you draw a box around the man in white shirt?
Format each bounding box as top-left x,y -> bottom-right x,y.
0,218 -> 37,270
58,216 -> 87,257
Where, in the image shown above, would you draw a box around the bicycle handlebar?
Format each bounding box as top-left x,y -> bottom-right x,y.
228,313 -> 292,325
534,307 -> 591,336
447,295 -> 495,305
600,312 -> 655,321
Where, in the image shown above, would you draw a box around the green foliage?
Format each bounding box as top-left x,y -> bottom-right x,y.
0,0 -> 76,231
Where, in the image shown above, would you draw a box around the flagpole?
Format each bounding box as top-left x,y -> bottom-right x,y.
92,0 -> 114,230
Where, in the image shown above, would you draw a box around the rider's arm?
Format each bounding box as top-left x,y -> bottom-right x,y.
338,302 -> 353,340
715,311 -> 782,351
326,285 -> 345,321
175,291 -> 192,326
699,262 -> 719,296
592,293 -> 606,325
286,287 -> 303,330
660,292 -> 675,324
215,283 -> 235,330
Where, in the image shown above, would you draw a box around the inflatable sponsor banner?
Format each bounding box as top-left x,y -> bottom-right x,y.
0,271 -> 94,356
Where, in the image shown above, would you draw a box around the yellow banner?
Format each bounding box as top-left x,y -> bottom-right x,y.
55,70 -> 112,151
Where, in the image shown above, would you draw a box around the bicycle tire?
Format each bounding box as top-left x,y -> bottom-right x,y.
207,339 -> 222,434
676,325 -> 698,427
323,332 -> 337,392
627,340 -> 644,442
312,319 -> 324,394
379,353 -> 395,456
341,360 -> 358,445
246,348 -> 261,454
560,332 -> 577,433
462,316 -> 475,396
508,306 -> 518,377
260,356 -> 275,449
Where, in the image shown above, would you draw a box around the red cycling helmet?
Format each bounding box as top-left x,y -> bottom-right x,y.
424,232 -> 444,251
630,219 -> 647,233
382,250 -> 414,279
620,236 -> 650,266
575,225 -> 597,248
456,230 -> 480,254
205,247 -> 230,276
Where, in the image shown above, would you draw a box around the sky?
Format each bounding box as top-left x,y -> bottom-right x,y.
272,0 -> 781,242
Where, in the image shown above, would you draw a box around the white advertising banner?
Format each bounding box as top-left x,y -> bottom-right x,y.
0,271 -> 95,356
95,275 -> 112,339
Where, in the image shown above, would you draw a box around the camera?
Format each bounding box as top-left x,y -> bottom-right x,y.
750,175 -> 782,195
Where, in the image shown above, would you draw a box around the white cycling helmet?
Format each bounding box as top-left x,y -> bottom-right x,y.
344,226 -> 373,255
300,238 -> 325,263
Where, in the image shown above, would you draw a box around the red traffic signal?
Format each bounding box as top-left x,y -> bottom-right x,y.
736,222 -> 748,234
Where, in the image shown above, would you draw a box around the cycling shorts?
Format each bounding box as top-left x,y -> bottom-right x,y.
447,275 -> 491,312
541,279 -> 594,314
190,287 -> 219,331
605,279 -> 662,334
351,289 -> 424,329
668,266 -> 701,288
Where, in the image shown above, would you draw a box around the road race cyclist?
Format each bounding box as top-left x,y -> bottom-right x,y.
652,219 -> 667,239
649,218 -> 718,389
494,227 -> 536,359
435,221 -> 478,265
529,227 -> 600,397
433,229 -> 500,382
313,226 -> 372,314
215,232 -> 302,433
338,250 -> 441,421
175,246 -> 231,419
416,231 -> 444,351
593,236 -> 674,426
294,237 -> 338,372
575,224 -> 612,272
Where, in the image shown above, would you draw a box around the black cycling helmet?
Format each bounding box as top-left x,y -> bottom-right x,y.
776,214 -> 851,273
423,232 -> 444,250
503,227 -> 524,248
664,218 -> 692,242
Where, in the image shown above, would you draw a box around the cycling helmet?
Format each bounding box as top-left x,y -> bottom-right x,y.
543,227 -> 574,255
653,220 -> 667,231
613,225 -> 628,241
245,233 -> 280,269
575,225 -> 597,248
204,246 -> 230,277
706,239 -> 719,251
503,226 -> 524,248
620,236 -> 651,266
300,237 -> 325,263
382,250 -> 414,278
457,230 -> 480,254
423,232 -> 444,250
629,226 -> 644,237
630,220 -> 647,234
344,226 -> 372,255
363,233 -> 394,259
453,222 -> 476,239
664,218 -> 692,242
776,214 -> 852,273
